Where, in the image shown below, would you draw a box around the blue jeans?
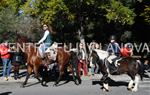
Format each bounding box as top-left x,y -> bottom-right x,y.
38,43 -> 51,58
2,58 -> 11,77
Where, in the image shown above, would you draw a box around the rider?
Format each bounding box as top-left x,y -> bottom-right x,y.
38,24 -> 53,59
120,43 -> 133,57
107,35 -> 121,73
107,35 -> 120,57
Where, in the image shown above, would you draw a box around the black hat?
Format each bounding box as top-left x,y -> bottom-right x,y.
110,35 -> 116,40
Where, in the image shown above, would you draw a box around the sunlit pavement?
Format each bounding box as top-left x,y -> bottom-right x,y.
0,70 -> 150,95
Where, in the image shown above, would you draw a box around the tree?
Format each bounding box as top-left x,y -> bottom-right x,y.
140,5 -> 150,25
0,0 -> 42,42
101,0 -> 136,25
0,0 -> 21,42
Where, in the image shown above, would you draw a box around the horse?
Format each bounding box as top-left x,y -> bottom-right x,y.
89,49 -> 143,92
44,47 -> 81,86
10,46 -> 25,80
21,43 -> 81,87
22,43 -> 44,87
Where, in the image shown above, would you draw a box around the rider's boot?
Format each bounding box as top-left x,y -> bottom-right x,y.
109,62 -> 118,74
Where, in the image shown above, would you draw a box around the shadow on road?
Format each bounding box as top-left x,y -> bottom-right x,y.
0,92 -> 12,95
92,77 -> 128,87
22,82 -> 41,88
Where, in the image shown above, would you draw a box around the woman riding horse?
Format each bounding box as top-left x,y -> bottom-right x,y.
22,43 -> 81,87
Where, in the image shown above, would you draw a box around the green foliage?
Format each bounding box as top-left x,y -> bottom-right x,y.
140,5 -> 150,25
0,0 -> 149,43
0,0 -> 41,42
101,0 -> 136,25
22,0 -> 71,24
0,8 -> 19,42
0,0 -> 21,13
119,0 -> 136,8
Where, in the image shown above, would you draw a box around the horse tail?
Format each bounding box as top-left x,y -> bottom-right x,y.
137,60 -> 144,81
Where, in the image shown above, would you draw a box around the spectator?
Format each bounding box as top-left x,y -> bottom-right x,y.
78,42 -> 88,76
0,41 -> 12,81
120,43 -> 133,57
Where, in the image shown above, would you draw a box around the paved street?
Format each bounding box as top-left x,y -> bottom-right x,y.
0,70 -> 150,95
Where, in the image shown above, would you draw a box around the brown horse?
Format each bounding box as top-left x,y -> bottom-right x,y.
45,48 -> 81,86
22,43 -> 81,87
89,49 -> 143,92
22,43 -> 43,87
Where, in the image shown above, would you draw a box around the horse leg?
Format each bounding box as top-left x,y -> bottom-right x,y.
127,73 -> 135,91
33,65 -> 41,83
102,76 -> 110,92
22,66 -> 32,87
15,64 -> 20,79
40,65 -> 48,87
132,75 -> 139,92
13,64 -> 18,80
72,63 -> 81,85
103,83 -> 109,92
127,79 -> 134,91
101,70 -> 109,91
54,65 -> 64,86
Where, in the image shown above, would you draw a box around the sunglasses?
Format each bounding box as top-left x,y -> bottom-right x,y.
43,25 -> 47,27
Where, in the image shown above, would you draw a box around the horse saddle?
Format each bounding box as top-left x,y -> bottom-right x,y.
47,49 -> 57,61
107,55 -> 122,67
45,43 -> 58,61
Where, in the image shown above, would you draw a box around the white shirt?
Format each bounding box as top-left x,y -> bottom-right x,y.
82,49 -> 86,60
38,30 -> 49,44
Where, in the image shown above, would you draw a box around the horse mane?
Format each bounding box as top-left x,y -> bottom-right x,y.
92,50 -> 102,64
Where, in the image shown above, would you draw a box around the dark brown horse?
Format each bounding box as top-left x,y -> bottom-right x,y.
45,48 -> 81,86
89,49 -> 143,92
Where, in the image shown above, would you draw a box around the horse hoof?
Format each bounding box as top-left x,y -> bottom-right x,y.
102,87 -> 109,92
42,84 -> 48,87
101,87 -> 104,89
131,88 -> 138,92
127,88 -> 132,91
53,83 -> 58,87
20,85 -> 25,88
76,80 -> 82,85
74,80 -> 80,85
105,89 -> 109,92
74,82 -> 79,85
102,88 -> 109,92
